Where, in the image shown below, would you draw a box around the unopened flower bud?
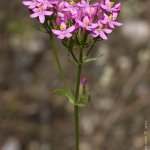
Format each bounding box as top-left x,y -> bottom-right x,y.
56,17 -> 61,25
82,76 -> 87,87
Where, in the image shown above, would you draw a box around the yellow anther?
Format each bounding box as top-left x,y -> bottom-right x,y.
110,2 -> 115,6
109,14 -> 113,20
84,20 -> 90,25
38,5 -> 43,10
60,25 -> 65,30
99,24 -> 103,28
70,1 -> 75,6
38,6 -> 44,14
98,28 -> 101,32
89,9 -> 94,15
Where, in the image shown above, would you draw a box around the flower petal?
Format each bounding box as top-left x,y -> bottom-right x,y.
105,0 -> 110,5
58,12 -> 64,18
52,29 -> 61,35
113,3 -> 121,9
37,0 -> 43,2
22,1 -> 32,6
101,20 -> 107,24
100,31 -> 107,40
30,13 -> 39,18
109,22 -> 115,28
104,29 -> 112,34
100,4 -> 107,10
112,21 -> 123,26
65,33 -> 72,38
67,25 -> 75,32
39,14 -> 45,23
76,20 -> 84,27
92,33 -> 98,38
43,11 -> 53,16
65,2 -> 70,7
91,23 -> 98,28
58,34 -> 65,39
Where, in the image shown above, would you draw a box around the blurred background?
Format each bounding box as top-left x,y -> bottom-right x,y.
0,0 -> 150,150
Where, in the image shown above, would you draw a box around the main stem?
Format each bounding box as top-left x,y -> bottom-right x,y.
74,48 -> 83,150
50,38 -> 83,150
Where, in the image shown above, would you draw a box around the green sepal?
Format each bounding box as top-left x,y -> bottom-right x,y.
75,95 -> 91,107
52,89 -> 75,104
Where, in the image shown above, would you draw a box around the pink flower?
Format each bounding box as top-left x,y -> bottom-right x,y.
100,0 -> 122,13
58,1 -> 69,10
92,23 -> 112,40
23,0 -> 123,40
48,0 -> 58,5
77,0 -> 89,7
85,5 -> 98,17
56,16 -> 61,25
62,1 -> 78,18
64,12 -> 72,23
37,0 -> 54,9
103,13 -> 123,28
30,5 -> 53,23
52,22 -> 75,39
76,16 -> 93,31
22,0 -> 41,9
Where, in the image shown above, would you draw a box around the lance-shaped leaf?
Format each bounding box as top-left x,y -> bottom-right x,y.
83,54 -> 103,63
52,89 -> 75,104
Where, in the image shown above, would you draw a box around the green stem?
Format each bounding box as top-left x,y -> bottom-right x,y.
50,39 -> 69,91
71,50 -> 79,64
74,48 -> 83,150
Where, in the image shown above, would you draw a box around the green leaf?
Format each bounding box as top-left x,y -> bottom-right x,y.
52,89 -> 75,104
83,54 -> 103,63
84,57 -> 98,63
75,102 -> 86,107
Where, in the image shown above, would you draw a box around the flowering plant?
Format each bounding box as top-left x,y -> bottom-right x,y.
23,0 -> 123,149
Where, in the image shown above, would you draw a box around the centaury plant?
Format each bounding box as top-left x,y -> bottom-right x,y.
22,0 -> 123,149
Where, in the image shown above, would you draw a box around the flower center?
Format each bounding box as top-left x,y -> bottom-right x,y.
38,6 -> 44,14
98,28 -> 101,32
110,2 -> 115,6
60,25 -> 65,30
99,24 -> 103,28
84,19 -> 90,25
70,0 -> 75,6
109,14 -> 113,20
89,8 -> 94,15
62,31 -> 66,34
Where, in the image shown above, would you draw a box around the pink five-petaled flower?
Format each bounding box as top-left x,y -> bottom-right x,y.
92,23 -> 112,40
58,1 -> 69,10
76,16 -> 93,31
37,0 -> 54,9
52,22 -> 75,39
62,1 -> 78,18
103,13 -> 123,28
85,5 -> 98,17
100,0 -> 121,13
30,5 -> 53,23
22,0 -> 40,9
77,0 -> 89,7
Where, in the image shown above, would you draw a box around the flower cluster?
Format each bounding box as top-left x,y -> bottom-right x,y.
23,0 -> 122,41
